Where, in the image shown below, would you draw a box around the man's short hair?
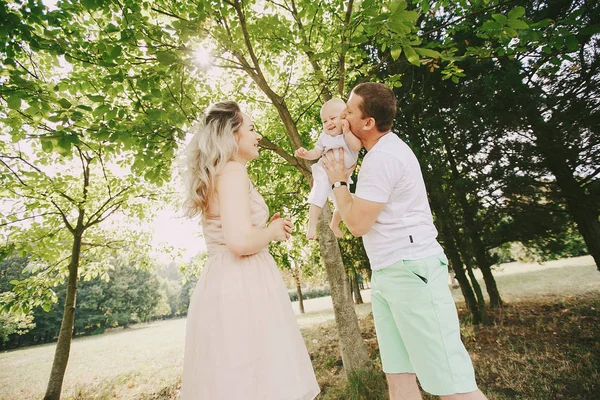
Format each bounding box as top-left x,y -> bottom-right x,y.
352,83 -> 396,132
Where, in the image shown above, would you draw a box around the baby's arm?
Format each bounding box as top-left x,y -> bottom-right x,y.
295,146 -> 324,160
342,120 -> 362,152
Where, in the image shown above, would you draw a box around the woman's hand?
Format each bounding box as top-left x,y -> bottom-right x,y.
269,213 -> 294,241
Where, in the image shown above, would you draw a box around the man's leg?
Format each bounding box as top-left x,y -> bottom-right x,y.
387,373 -> 422,400
385,254 -> 482,397
372,268 -> 419,399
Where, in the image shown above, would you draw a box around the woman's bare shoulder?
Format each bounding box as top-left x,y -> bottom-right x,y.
218,161 -> 248,176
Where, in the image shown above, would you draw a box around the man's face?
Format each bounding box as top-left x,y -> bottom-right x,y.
343,92 -> 367,138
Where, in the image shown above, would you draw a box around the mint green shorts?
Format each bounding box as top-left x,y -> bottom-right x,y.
371,253 -> 478,396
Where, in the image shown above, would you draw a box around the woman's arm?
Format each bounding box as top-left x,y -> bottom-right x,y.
217,162 -> 288,256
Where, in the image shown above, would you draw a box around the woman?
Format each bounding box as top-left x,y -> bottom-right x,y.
181,101 -> 320,399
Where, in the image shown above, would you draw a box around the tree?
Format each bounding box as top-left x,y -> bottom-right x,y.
0,137 -> 164,399
1,0 -> 203,397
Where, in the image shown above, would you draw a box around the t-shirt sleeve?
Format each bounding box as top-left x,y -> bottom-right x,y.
355,151 -> 402,203
314,132 -> 326,151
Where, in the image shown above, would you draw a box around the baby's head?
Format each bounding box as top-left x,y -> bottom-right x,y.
320,98 -> 346,136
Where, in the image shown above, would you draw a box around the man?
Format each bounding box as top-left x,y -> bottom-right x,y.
321,82 -> 487,400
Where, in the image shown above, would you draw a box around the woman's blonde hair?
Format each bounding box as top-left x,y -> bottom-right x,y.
183,101 -> 243,218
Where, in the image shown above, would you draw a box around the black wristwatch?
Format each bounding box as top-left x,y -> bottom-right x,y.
331,181 -> 348,190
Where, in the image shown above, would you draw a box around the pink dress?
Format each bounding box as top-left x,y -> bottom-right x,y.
181,184 -> 320,399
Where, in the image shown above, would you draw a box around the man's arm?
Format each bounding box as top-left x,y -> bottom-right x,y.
321,148 -> 386,237
332,189 -> 385,237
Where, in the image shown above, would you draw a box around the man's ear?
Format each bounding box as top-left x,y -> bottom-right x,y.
364,117 -> 376,131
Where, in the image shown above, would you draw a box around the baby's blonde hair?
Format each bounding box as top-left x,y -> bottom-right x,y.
320,98 -> 346,118
183,101 -> 243,218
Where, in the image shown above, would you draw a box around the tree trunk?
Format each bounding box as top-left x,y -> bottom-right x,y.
44,230 -> 83,400
226,3 -> 371,372
365,264 -> 372,285
428,181 -> 482,323
348,274 -> 354,301
441,133 -> 503,308
536,127 -> 600,271
442,234 -> 482,324
317,205 -> 372,374
463,257 -> 490,325
351,265 -> 364,305
294,273 -> 305,314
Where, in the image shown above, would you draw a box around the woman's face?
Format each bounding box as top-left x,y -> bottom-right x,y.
234,112 -> 261,163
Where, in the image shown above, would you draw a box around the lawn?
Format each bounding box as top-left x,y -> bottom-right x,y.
0,256 -> 598,399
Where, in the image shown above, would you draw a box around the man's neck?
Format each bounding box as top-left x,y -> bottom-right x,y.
363,131 -> 390,151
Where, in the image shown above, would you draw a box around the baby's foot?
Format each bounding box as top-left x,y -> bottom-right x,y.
306,225 -> 317,240
330,222 -> 343,238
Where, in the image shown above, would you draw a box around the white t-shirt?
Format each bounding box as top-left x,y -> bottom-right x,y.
315,131 -> 358,169
355,133 -> 443,270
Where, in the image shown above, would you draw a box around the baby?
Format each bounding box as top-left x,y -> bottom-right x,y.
295,98 -> 362,239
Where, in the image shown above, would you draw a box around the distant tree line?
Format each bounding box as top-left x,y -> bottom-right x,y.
0,256 -> 195,350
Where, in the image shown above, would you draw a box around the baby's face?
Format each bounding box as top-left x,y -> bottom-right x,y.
321,103 -> 345,136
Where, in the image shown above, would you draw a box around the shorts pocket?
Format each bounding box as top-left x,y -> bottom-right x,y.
401,259 -> 429,284
438,253 -> 449,266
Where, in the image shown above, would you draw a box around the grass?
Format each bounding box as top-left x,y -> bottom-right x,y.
0,256 -> 598,399
306,293 -> 599,400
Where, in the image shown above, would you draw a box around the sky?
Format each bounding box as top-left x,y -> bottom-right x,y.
150,207 -> 206,264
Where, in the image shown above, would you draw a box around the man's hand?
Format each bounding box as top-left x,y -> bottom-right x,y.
322,148 -> 356,185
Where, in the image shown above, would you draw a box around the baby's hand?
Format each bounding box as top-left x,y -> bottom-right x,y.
341,119 -> 350,134
295,147 -> 308,158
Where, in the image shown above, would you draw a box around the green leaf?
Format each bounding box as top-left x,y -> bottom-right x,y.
156,51 -> 178,65
403,44 -> 420,66
414,47 -> 441,58
508,7 -> 526,19
109,46 -> 122,59
87,95 -> 105,103
147,109 -> 163,120
565,35 -> 579,52
492,14 -> 508,25
580,25 -> 600,35
483,21 -> 502,31
391,47 -> 402,61
529,19 -> 553,29
7,96 -> 22,110
76,105 -> 93,112
93,104 -> 110,117
82,0 -> 98,9
388,19 -> 412,35
389,0 -> 407,14
41,139 -> 53,152
42,302 -> 51,312
392,10 -> 419,23
58,98 -> 72,109
507,19 -> 528,30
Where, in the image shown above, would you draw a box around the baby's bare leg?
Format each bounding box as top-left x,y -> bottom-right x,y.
307,204 -> 321,240
329,208 -> 343,238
